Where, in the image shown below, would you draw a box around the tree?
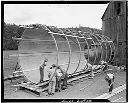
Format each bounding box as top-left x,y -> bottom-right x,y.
3,23 -> 25,50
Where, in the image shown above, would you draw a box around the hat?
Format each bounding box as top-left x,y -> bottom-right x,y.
44,58 -> 48,62
106,69 -> 113,73
52,64 -> 57,67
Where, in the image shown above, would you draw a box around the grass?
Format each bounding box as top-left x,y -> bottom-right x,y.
3,50 -> 19,77
3,51 -> 126,99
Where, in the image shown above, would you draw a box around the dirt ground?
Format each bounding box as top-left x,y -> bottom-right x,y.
3,51 -> 126,101
4,70 -> 126,100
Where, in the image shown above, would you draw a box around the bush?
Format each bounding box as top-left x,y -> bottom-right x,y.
3,23 -> 25,50
3,23 -> 101,50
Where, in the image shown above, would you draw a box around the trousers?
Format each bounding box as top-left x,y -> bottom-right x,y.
48,80 -> 56,94
56,76 -> 61,91
108,80 -> 113,92
109,83 -> 113,92
62,74 -> 68,88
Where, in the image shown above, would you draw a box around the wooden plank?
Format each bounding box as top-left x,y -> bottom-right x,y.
4,74 -> 24,81
12,82 -> 32,87
36,87 -> 49,92
35,81 -> 49,87
13,70 -> 23,74
94,84 -> 126,99
13,67 -> 104,96
14,64 -> 120,96
20,85 -> 38,91
68,73 -> 90,83
19,83 -> 49,94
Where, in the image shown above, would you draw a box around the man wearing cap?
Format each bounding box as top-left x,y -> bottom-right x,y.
105,69 -> 114,94
48,64 -> 57,95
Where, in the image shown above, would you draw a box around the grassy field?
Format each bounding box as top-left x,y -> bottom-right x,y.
3,50 -> 19,77
3,51 -> 126,100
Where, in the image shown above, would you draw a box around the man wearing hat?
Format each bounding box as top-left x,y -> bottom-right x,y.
55,65 -> 62,92
105,69 -> 114,94
39,58 -> 48,83
48,64 -> 57,95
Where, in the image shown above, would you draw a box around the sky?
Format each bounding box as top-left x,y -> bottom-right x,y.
4,4 -> 108,29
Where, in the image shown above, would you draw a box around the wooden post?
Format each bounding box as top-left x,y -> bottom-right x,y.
116,16 -> 120,66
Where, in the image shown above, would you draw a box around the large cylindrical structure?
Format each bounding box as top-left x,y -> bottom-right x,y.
18,25 -> 115,83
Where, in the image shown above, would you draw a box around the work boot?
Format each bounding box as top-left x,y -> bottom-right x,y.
62,85 -> 67,90
58,88 -> 61,92
109,92 -> 112,94
46,93 -> 52,96
51,93 -> 54,95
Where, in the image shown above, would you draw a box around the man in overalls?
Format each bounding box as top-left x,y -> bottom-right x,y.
48,64 -> 57,95
56,66 -> 68,90
105,69 -> 114,94
39,58 -> 48,83
56,66 -> 63,92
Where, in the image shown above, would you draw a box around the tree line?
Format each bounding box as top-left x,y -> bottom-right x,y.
3,22 -> 101,50
3,22 -> 25,50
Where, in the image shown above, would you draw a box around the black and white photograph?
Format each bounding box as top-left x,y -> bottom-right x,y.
2,1 -> 127,102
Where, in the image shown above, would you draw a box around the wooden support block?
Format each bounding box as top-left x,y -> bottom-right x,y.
12,66 -> 104,96
34,81 -> 49,87
36,87 -> 49,93
16,83 -> 49,96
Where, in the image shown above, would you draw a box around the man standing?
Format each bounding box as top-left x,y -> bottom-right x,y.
105,69 -> 114,94
48,64 -> 57,95
57,66 -> 68,90
39,58 -> 48,83
56,66 -> 63,92
87,62 -> 94,79
101,60 -> 108,72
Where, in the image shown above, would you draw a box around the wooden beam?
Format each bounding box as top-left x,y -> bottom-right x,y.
12,37 -> 22,40
4,74 -> 24,82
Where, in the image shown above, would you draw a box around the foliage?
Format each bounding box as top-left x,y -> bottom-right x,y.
3,23 -> 101,50
3,22 -> 25,50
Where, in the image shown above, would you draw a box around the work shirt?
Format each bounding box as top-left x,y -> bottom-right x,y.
56,69 -> 63,77
107,73 -> 114,79
61,69 -> 66,74
87,63 -> 92,67
101,60 -> 104,65
87,63 -> 92,70
105,73 -> 114,83
48,67 -> 56,81
40,64 -> 46,68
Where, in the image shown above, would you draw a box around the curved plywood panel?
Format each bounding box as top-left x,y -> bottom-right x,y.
67,36 -> 81,74
18,25 -> 115,84
19,28 -> 57,83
